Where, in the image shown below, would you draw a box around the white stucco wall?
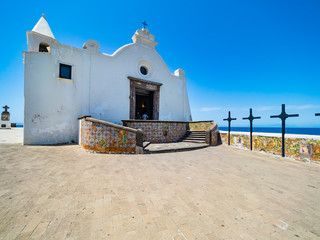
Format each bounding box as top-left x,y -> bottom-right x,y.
24,28 -> 192,145
0,120 -> 11,129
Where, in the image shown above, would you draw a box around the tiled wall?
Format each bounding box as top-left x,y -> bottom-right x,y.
189,121 -> 214,131
210,130 -> 220,146
220,132 -> 320,162
80,119 -> 137,153
123,121 -> 187,143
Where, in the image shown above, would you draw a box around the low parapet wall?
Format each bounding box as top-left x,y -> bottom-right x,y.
79,116 -> 143,154
189,121 -> 215,131
79,117 -> 219,153
122,120 -> 187,143
122,120 -> 219,145
189,121 -> 219,146
220,131 -> 320,162
208,123 -> 219,146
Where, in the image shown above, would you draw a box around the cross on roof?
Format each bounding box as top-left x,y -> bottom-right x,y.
3,105 -> 9,113
142,21 -> 148,29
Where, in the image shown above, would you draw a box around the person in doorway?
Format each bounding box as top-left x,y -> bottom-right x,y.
136,112 -> 141,119
142,113 -> 148,120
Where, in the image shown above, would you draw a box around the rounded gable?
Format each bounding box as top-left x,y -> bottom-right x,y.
111,42 -> 172,78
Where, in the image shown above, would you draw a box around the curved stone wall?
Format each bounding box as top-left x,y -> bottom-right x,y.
122,120 -> 187,143
79,117 -> 142,154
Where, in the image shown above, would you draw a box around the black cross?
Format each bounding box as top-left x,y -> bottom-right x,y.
243,108 -> 261,151
2,105 -> 9,113
142,21 -> 148,29
316,113 -> 320,116
223,111 -> 237,145
270,104 -> 299,157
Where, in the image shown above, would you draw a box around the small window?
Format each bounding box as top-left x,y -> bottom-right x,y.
59,64 -> 72,79
140,66 -> 148,75
39,42 -> 50,52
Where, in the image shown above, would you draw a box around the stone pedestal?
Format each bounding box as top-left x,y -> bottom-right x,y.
1,105 -> 11,129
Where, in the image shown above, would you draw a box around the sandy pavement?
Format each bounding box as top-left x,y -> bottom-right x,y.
0,143 -> 319,239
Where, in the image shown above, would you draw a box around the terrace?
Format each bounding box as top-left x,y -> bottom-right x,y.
0,133 -> 319,239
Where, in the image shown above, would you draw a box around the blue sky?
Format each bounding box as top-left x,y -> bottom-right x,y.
0,0 -> 320,127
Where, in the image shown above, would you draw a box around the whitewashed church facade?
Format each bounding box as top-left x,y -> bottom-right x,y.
24,15 -> 192,145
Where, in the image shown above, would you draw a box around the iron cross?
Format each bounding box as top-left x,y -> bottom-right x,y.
2,105 -> 9,113
243,108 -> 261,151
270,104 -> 299,157
142,21 -> 148,29
223,111 -> 237,145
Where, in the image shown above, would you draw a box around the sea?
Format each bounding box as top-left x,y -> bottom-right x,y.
218,127 -> 320,136
13,124 -> 320,136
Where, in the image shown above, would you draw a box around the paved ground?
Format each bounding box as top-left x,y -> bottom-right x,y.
0,144 -> 320,240
145,142 -> 208,153
0,128 -> 23,144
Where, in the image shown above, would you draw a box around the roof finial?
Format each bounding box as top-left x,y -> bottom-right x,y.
142,20 -> 148,29
42,13 -> 46,19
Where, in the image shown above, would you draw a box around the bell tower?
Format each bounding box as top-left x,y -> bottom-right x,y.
26,14 -> 58,53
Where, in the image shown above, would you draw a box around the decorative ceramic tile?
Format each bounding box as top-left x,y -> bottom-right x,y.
220,132 -> 320,162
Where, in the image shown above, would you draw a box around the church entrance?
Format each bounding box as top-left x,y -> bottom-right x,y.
135,89 -> 154,119
128,76 -> 162,120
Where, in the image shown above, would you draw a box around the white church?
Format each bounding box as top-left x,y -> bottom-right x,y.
24,15 -> 192,145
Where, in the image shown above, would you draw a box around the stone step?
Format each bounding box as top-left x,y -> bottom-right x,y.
186,132 -> 205,134
180,140 -> 206,143
180,130 -> 207,143
186,130 -> 206,133
183,137 -> 206,141
144,142 -> 209,154
143,141 -> 151,148
182,140 -> 206,143
185,134 -> 206,137
188,133 -> 206,137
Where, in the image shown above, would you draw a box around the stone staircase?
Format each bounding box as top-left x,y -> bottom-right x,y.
180,130 -> 206,143
143,131 -> 209,153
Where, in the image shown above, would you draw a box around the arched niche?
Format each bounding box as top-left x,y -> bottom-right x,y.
39,42 -> 50,53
